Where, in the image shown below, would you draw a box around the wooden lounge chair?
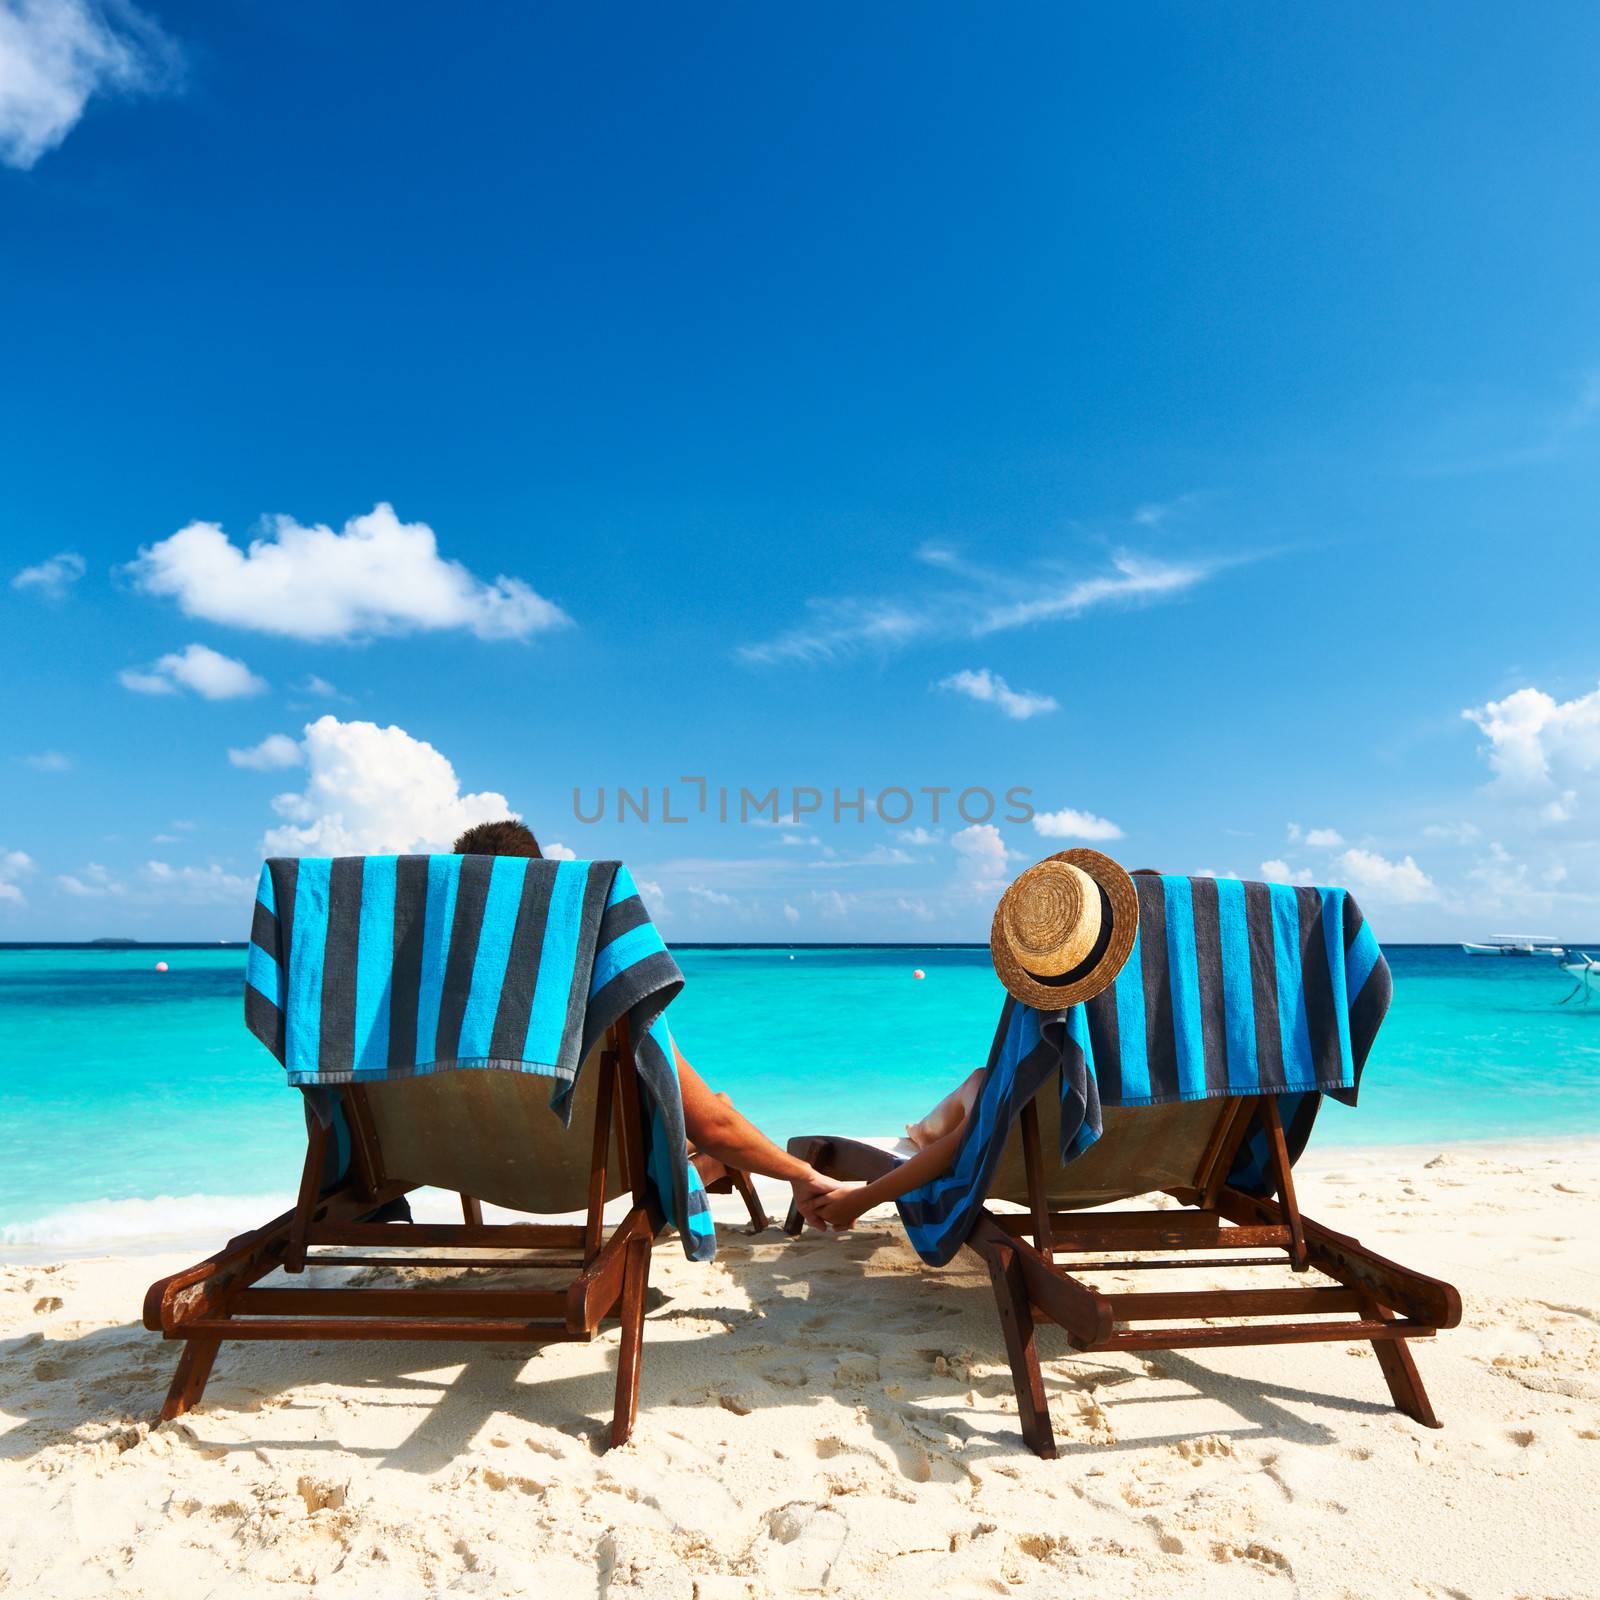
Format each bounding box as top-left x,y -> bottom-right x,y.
783,1090 -> 1461,1458
144,1018 -> 765,1448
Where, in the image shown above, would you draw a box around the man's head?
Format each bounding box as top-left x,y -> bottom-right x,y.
452,818 -> 542,858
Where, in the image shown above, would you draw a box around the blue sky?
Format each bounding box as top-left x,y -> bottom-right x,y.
4,1 -> 1600,941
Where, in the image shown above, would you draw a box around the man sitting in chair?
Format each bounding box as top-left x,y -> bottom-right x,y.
452,820 -> 847,1228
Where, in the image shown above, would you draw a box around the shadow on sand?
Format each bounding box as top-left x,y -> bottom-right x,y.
1,1216 -> 1397,1479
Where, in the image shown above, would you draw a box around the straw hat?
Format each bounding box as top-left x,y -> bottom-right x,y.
989,848 -> 1140,1011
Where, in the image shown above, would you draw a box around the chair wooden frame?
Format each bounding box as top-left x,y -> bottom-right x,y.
783,1093 -> 1461,1459
144,1019 -> 760,1448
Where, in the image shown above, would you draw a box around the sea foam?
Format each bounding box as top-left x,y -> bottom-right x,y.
0,1192 -> 293,1251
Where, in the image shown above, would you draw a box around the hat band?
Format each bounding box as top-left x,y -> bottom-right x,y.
1018,883 -> 1117,990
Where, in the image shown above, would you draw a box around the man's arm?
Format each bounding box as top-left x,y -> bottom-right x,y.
674,1044 -> 843,1219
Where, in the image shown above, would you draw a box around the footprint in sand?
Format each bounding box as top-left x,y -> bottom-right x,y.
1015,1532 -> 1064,1562
948,1521 -> 998,1553
761,1365 -> 809,1389
1212,1539 -> 1294,1575
1143,1516 -> 1185,1555
762,1502 -> 848,1590
831,1353 -> 880,1388
1172,1434 -> 1235,1464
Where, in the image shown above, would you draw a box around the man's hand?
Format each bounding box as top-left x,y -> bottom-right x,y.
788,1167 -> 851,1228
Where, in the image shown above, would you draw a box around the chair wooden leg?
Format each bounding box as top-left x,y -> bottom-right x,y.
159,1335 -> 221,1421
460,1195 -> 484,1226
781,1137 -> 834,1236
1362,1295 -> 1441,1427
285,1119 -> 330,1274
730,1169 -> 769,1232
985,1241 -> 1057,1459
608,1236 -> 652,1449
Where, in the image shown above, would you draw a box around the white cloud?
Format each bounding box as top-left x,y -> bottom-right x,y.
1194,868 -> 1239,880
263,716 -> 514,856
142,860 -> 253,904
1466,841 -> 1534,909
897,826 -> 942,846
1131,493 -> 1203,528
1335,847 -> 1438,904
542,840 -> 577,861
973,552 -> 1216,635
23,750 -> 71,771
1260,858 -> 1315,886
1463,683 -> 1600,811
634,878 -> 667,919
739,546 -> 1232,665
737,598 -> 930,665
1033,806 -> 1125,842
10,549 -> 84,596
809,844 -> 915,869
782,902 -> 800,926
809,889 -> 853,918
120,643 -> 266,700
0,847 -> 35,905
951,823 -> 1015,896
52,857 -> 250,907
0,0 -> 178,169
1422,821 -> 1480,844
57,861 -> 123,897
1287,821 -> 1345,848
228,733 -> 304,771
128,502 -> 571,643
304,675 -> 340,698
937,667 -> 1059,721
688,885 -> 734,906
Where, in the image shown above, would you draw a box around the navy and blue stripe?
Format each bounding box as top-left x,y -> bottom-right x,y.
243,854 -> 713,1261
898,876 -> 1391,1266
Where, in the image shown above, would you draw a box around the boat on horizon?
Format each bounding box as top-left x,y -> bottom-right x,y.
1460,934 -> 1566,957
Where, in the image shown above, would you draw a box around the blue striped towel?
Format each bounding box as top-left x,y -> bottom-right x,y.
898,877 -> 1391,1266
244,855 -> 715,1261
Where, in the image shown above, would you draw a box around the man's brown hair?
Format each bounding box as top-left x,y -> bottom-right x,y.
451,818 -> 542,857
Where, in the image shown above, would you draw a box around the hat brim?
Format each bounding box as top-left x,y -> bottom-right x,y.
989,848 -> 1140,1012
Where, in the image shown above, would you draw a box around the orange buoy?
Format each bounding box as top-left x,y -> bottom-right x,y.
913,968 -> 925,980
155,961 -> 170,973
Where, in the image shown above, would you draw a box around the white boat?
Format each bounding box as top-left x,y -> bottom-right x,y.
1460,934 -> 1565,957
1558,951 -> 1600,1004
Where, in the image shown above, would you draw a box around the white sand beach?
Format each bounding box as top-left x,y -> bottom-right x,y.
2,1141 -> 1596,1599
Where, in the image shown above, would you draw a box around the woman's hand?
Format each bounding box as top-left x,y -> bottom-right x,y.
813,1182 -> 870,1232
788,1167 -> 849,1228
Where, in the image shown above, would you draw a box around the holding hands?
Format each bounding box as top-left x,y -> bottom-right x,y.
811,1182 -> 871,1232
787,1169 -> 862,1230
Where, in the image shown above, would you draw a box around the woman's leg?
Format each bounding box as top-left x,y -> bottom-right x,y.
905,1068 -> 985,1150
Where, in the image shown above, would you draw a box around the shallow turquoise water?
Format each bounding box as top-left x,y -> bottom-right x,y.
2,944 -> 1597,1240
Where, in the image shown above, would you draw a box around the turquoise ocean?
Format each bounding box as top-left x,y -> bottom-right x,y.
3,943 -> 1598,1246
